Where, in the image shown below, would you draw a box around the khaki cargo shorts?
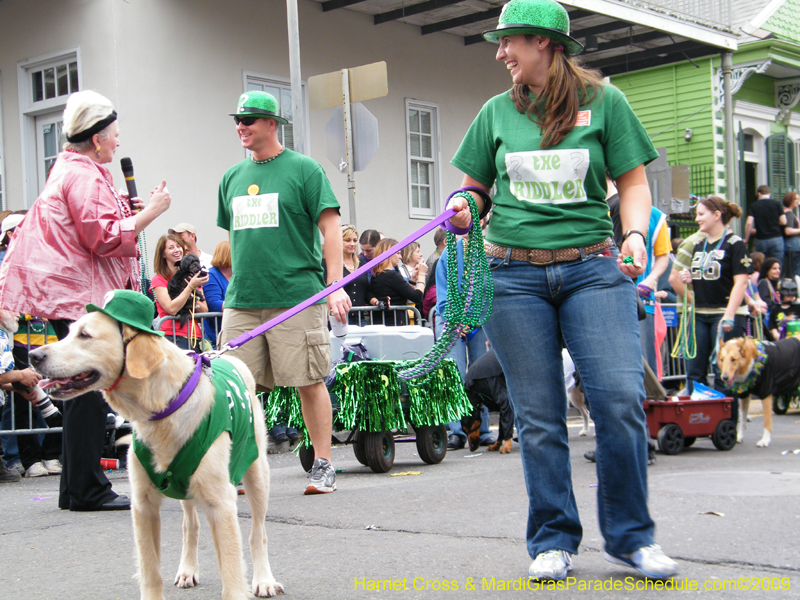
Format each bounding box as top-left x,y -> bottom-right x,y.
220,304 -> 330,390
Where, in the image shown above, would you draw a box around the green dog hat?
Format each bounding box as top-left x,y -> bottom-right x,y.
483,0 -> 584,56
86,290 -> 164,337
229,91 -> 289,125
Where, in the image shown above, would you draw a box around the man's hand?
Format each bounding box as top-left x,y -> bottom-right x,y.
16,368 -> 42,389
327,288 -> 351,325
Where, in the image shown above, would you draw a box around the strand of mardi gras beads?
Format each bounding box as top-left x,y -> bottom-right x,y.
671,285 -> 696,360
395,191 -> 493,381
138,231 -> 149,294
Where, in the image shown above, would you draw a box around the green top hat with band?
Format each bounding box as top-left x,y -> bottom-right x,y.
229,91 -> 289,125
483,0 -> 583,56
87,290 -> 164,337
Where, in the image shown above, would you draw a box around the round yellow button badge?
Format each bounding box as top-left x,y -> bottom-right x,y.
247,184 -> 259,196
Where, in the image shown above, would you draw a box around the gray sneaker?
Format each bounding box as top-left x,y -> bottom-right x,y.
304,458 -> 336,495
0,463 -> 21,483
7,460 -> 24,476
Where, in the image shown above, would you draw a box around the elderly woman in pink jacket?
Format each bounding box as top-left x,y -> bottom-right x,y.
0,90 -> 170,511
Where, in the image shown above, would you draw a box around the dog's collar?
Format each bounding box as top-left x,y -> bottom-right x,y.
148,353 -> 210,421
728,341 -> 767,395
104,326 -> 140,393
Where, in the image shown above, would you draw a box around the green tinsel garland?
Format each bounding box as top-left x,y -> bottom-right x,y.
264,358 -> 471,449
405,359 -> 472,427
331,361 -> 405,432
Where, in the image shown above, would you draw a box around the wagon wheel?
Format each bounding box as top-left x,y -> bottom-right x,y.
363,430 -> 396,473
656,424 -> 684,455
298,443 -> 315,473
352,432 -> 368,466
773,395 -> 791,415
415,424 -> 448,465
712,419 -> 736,451
683,436 -> 697,447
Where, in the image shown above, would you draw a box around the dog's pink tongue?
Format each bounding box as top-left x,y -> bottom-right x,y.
39,378 -> 70,390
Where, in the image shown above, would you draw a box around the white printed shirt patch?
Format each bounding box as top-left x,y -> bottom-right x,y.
232,193 -> 279,230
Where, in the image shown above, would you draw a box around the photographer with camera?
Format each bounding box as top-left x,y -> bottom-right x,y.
366,238 -> 426,326
151,234 -> 208,351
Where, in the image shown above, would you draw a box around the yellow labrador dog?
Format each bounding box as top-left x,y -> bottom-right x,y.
29,291 -> 283,600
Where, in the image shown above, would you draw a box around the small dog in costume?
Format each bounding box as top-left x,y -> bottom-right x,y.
718,336 -> 800,448
29,290 -> 283,599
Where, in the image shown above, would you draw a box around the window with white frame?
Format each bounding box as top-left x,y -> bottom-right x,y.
18,48 -> 80,205
244,74 -> 301,151
31,59 -> 79,102
406,100 -> 440,219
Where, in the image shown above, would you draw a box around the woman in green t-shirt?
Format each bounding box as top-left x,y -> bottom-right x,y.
445,0 -> 676,582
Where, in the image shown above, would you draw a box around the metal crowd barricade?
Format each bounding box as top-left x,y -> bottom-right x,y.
0,319 -> 62,439
344,306 -> 424,328
154,308 -> 428,349
152,312 -> 224,348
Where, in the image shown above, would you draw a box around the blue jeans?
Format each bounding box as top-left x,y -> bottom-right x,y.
755,236 -> 784,268
483,251 -> 654,558
1,403 -> 20,462
784,239 -> 800,281
437,322 -> 492,442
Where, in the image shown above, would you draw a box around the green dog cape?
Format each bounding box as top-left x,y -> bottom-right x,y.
133,358 -> 259,500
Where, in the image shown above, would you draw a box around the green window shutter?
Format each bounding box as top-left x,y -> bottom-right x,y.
767,133 -> 792,198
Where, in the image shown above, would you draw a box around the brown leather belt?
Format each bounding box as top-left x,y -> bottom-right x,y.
484,238 -> 614,266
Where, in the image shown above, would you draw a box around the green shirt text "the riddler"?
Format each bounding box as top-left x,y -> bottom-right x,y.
217,149 -> 340,308
133,358 -> 258,501
452,85 -> 658,250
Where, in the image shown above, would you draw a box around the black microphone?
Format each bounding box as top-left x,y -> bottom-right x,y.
119,157 -> 137,211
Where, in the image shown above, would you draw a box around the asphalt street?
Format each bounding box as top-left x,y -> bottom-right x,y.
1,402 -> 799,600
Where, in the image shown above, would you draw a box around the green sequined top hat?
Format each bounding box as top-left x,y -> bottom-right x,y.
86,290 -> 164,337
483,0 -> 584,56
228,91 -> 289,125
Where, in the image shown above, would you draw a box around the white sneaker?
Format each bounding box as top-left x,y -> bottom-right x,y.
605,544 -> 678,579
304,458 -> 336,495
25,462 -> 49,478
42,459 -> 62,474
528,550 -> 573,581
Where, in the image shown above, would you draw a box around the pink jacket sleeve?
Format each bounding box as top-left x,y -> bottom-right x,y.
65,170 -> 138,258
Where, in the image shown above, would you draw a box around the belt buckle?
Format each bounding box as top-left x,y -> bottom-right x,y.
528,249 -> 555,266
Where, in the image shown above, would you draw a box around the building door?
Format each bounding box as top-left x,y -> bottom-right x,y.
35,112 -> 63,193
743,161 -> 757,217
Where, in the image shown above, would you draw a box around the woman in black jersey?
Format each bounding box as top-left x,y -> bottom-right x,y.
366,238 -> 426,326
672,196 -> 764,403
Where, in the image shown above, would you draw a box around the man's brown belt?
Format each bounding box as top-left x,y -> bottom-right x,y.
484,238 -> 615,266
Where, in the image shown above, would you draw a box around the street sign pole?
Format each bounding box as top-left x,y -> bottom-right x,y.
341,69 -> 357,228
286,0 -> 305,155
309,61 -> 387,227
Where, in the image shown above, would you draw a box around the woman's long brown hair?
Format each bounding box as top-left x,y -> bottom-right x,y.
510,36 -> 604,149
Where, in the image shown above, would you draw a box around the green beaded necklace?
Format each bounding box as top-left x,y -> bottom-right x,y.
395,191 -> 494,382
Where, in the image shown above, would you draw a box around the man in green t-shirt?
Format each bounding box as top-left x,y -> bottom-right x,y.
217,91 -> 351,495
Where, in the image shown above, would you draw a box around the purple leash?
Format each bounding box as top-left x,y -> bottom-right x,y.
220,208 -> 458,353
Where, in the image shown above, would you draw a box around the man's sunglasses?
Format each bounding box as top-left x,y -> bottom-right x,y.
233,116 -> 260,126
